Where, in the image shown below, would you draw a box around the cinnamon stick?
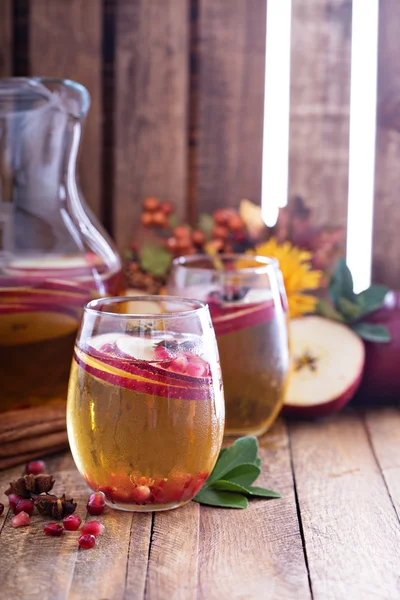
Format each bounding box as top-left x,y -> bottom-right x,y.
0,444 -> 68,470
0,404 -> 66,435
0,431 -> 68,458
0,418 -> 66,444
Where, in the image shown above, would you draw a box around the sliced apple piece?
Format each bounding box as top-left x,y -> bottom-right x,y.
283,316 -> 365,418
115,335 -> 157,361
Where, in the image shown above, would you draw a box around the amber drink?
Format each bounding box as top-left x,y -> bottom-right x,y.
67,297 -> 224,512
168,255 -> 290,436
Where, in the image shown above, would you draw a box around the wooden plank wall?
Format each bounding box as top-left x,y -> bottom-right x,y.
1,1 -> 400,287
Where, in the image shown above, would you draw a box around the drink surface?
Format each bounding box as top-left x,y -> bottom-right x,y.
67,332 -> 224,511
0,254 -> 121,412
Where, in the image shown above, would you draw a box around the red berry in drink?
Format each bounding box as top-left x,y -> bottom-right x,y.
78,534 -> 96,549
15,499 -> 34,516
170,354 -> 188,374
0,503 -> 4,517
25,460 -> 45,475
132,485 -> 151,504
8,493 -> 23,513
11,511 -> 30,528
87,492 -> 105,515
186,362 -> 205,377
155,345 -> 172,360
44,523 -> 64,537
63,514 -> 82,531
81,521 -> 105,536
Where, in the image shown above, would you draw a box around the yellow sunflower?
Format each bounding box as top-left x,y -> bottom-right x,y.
249,238 -> 322,318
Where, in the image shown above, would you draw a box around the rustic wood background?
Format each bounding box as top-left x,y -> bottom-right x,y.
0,0 -> 399,287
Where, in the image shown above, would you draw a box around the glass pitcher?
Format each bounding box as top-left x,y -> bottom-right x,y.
0,77 -> 122,412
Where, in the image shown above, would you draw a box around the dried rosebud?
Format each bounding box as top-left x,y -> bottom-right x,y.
33,493 -> 77,520
5,474 -> 55,498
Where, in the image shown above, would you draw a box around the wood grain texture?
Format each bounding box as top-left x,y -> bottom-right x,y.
289,0 -> 352,232
196,0 -> 266,215
372,0 -> 400,288
146,502 -> 200,600
198,419 -> 311,600
30,0 -> 103,217
365,407 -> 400,521
0,0 -> 12,76
114,0 -> 189,251
289,412 -> 400,599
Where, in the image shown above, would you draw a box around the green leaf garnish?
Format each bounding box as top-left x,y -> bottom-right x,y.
329,257 -> 356,304
317,299 -> 345,322
351,322 -> 391,343
193,436 -> 281,509
197,213 -> 215,239
222,463 -> 261,486
207,436 -> 258,484
139,243 -> 172,277
193,488 -> 249,509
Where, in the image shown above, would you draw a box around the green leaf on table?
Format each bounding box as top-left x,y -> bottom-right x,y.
197,213 -> 215,239
211,480 -> 255,494
351,322 -> 391,343
317,299 -> 345,322
356,284 -> 389,317
329,257 -> 356,305
337,297 -> 363,320
222,463 -> 261,486
139,243 -> 172,277
254,457 -> 262,469
245,486 -> 282,499
207,436 -> 259,484
193,488 -> 248,509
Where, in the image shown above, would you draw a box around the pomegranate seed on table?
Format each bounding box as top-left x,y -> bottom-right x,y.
44,523 -> 64,537
0,503 -> 4,517
81,521 -> 105,536
63,514 -> 82,531
78,534 -> 96,549
11,511 -> 30,528
25,460 -> 46,475
15,499 -> 34,516
8,493 -> 23,513
87,492 -> 105,515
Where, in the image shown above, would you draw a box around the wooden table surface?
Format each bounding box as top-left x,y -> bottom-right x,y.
1,407 -> 400,600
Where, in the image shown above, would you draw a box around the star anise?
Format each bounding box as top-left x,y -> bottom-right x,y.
5,474 -> 55,498
32,493 -> 77,520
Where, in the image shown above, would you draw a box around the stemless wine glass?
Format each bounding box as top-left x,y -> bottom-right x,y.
67,296 -> 224,512
167,255 -> 290,437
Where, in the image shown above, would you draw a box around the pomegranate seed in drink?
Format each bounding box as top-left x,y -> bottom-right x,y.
186,362 -> 205,377
78,534 -> 96,549
15,499 -> 34,516
132,485 -> 151,504
25,460 -> 46,475
11,512 -> 30,527
81,521 -> 105,536
169,355 -> 188,373
63,514 -> 82,531
8,493 -> 23,513
87,492 -> 105,515
44,523 -> 64,537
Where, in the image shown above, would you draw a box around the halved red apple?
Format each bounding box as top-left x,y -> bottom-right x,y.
283,316 -> 365,418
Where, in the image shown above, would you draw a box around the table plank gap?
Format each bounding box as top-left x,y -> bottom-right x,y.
124,512 -> 153,600
145,501 -> 200,600
364,407 -> 400,522
197,419 -> 311,600
289,411 -> 400,600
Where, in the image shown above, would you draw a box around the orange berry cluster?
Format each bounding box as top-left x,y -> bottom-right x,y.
141,197 -> 173,229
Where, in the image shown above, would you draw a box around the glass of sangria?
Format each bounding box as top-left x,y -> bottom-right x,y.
67,296 -> 225,512
167,255 -> 290,437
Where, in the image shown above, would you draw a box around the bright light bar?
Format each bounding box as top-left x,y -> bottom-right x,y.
261,0 -> 292,228
346,0 -> 379,293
